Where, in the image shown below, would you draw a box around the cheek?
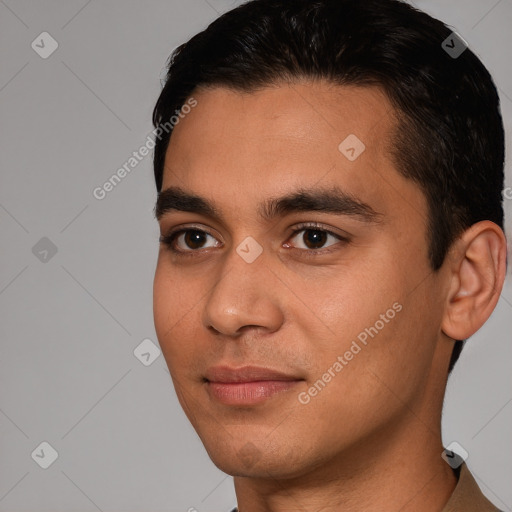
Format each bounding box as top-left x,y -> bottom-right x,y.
297,305 -> 425,437
153,263 -> 172,337
153,261 -> 214,380
153,262 -> 190,357
298,259 -> 402,348
295,256 -> 425,386
332,282 -> 440,412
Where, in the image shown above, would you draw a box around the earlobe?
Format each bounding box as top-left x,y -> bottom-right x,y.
441,221 -> 507,341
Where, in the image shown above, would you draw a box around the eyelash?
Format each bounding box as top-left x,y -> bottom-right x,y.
159,222 -> 350,259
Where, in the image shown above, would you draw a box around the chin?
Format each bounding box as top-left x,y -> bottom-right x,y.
198,431 -> 312,480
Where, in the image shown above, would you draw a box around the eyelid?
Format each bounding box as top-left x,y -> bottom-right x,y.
160,223 -> 221,239
283,222 -> 350,256
159,223 -> 222,253
159,221 -> 350,255
289,221 -> 351,241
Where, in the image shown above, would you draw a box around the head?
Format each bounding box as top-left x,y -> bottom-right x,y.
152,0 -> 507,479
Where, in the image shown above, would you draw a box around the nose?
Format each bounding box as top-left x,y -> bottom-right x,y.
202,245 -> 284,337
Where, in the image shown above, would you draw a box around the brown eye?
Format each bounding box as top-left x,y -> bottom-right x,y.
182,230 -> 209,250
288,227 -> 344,251
160,228 -> 220,254
301,229 -> 329,249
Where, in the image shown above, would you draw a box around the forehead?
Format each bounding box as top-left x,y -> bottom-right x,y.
167,80 -> 395,157
161,81 -> 424,226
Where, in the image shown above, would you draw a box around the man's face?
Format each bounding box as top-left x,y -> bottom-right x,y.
153,81 -> 449,478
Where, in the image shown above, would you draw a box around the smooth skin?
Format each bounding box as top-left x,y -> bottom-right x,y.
153,80 -> 507,512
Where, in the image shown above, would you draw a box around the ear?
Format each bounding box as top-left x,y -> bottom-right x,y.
442,221 -> 507,340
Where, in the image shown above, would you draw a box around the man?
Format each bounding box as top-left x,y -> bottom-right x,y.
151,0 -> 508,510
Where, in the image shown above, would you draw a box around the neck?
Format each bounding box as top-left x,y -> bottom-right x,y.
233,409 -> 457,512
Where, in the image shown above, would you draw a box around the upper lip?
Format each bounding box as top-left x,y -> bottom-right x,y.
205,365 -> 301,383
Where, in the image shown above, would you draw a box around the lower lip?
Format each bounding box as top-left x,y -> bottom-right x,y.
207,380 -> 300,405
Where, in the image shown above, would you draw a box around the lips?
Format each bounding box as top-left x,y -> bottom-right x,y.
204,365 -> 301,383
204,365 -> 303,405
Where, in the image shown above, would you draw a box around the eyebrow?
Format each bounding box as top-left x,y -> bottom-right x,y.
154,185 -> 383,224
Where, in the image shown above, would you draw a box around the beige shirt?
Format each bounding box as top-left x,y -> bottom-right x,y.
442,463 -> 501,512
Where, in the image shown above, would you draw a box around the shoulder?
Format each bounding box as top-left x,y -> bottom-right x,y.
442,463 -> 502,512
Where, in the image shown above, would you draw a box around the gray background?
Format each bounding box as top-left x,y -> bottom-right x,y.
0,0 -> 511,511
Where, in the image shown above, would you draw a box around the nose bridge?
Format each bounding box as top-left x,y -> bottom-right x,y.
202,237 -> 283,336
